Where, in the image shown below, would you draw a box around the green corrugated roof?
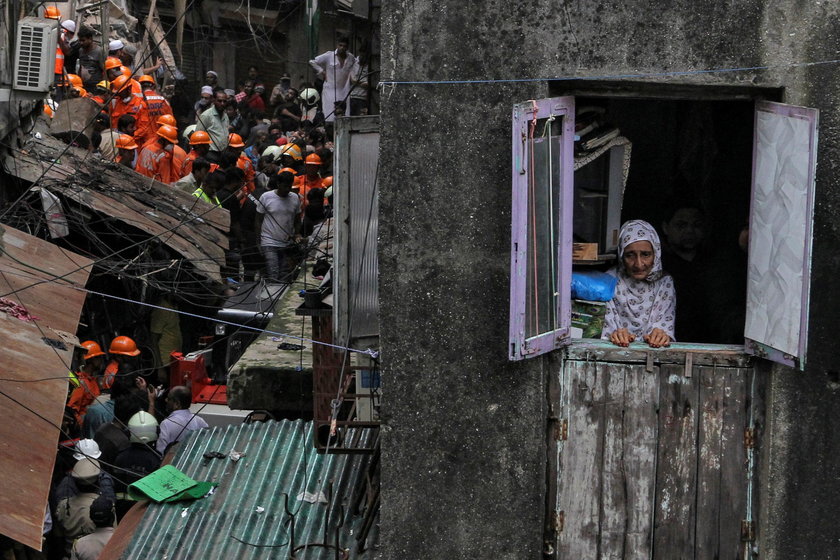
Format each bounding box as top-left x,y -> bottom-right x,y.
120,420 -> 378,559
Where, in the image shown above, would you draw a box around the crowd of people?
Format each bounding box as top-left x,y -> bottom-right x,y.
45,8 -> 366,283
24,336 -> 210,559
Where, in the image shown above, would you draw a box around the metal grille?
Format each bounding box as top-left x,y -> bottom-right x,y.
15,25 -> 45,89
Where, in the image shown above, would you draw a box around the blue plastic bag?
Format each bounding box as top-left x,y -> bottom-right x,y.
571,271 -> 617,302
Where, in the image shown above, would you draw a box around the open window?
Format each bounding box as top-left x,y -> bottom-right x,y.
508,97 -> 575,360
509,92 -> 818,369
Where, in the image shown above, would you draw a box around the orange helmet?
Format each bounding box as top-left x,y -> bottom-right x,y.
156,114 -> 176,127
120,67 -> 132,78
280,143 -> 302,161
109,336 -> 140,356
138,74 -> 155,85
104,57 -> 122,71
228,133 -> 245,148
67,74 -> 83,88
304,153 -> 322,165
115,134 -> 138,150
43,103 -> 53,117
81,341 -> 105,360
189,130 -> 212,145
157,124 -> 178,144
110,75 -> 131,92
44,6 -> 60,19
278,167 -> 297,175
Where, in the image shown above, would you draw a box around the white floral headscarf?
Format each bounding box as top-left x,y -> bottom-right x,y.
617,219 -> 663,282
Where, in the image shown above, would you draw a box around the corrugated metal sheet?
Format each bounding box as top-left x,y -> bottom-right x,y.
118,420 -> 378,559
0,226 -> 92,550
334,116 -> 380,345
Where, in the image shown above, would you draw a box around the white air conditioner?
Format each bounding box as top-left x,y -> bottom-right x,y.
14,17 -> 58,93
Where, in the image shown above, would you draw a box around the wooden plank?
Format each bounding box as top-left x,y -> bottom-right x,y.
598,362 -> 627,558
566,339 -> 750,367
750,364 -> 767,549
621,363 -> 659,558
694,365 -> 726,557
557,360 -> 605,559
718,366 -> 749,557
653,363 -> 699,558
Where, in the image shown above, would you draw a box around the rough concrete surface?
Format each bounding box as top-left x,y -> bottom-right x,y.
379,0 -> 840,558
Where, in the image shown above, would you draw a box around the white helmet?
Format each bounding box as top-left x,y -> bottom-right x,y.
182,124 -> 197,144
128,411 -> 159,444
299,88 -> 320,106
73,439 -> 102,461
261,145 -> 283,159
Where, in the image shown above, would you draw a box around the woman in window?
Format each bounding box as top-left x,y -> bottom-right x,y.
603,220 -> 676,348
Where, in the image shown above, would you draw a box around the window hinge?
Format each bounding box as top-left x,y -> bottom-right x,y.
554,419 -> 568,441
744,428 -> 756,449
741,520 -> 755,542
552,510 -> 565,533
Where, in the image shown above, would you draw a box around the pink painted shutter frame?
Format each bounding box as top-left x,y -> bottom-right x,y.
509,97 -> 576,361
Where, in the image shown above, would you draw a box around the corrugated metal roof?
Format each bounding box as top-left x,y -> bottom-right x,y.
118,420 -> 379,559
0,226 -> 92,550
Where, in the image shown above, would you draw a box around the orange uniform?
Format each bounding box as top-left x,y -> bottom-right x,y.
111,94 -> 154,146
66,370 -> 100,424
143,90 -> 174,122
136,138 -> 176,184
171,145 -> 187,183
237,153 -> 256,194
182,150 -> 200,177
293,174 -> 329,211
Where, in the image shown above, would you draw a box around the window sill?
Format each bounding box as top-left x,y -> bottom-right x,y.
565,338 -> 750,367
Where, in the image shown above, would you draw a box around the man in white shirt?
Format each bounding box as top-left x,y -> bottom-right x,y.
156,386 -> 209,454
309,37 -> 359,122
255,170 -> 301,282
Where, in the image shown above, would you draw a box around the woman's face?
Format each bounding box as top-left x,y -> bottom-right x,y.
623,240 -> 654,280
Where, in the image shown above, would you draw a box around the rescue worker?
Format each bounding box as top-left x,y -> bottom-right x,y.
104,336 -> 141,388
192,169 -> 223,206
113,411 -> 161,515
54,458 -> 106,556
228,133 -> 255,194
181,130 -> 211,176
109,75 -> 153,146
136,124 -> 179,184
294,153 -> 330,211
67,341 -> 106,424
114,134 -> 138,169
44,7 -> 68,95
154,115 -> 186,182
90,80 -> 110,105
140,75 -> 173,121
105,57 -> 141,97
278,142 -> 303,174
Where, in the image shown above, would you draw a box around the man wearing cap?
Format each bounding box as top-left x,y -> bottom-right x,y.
54,458 -> 104,554
75,26 -> 103,89
156,115 -> 187,182
67,341 -> 106,424
70,495 -> 115,560
108,39 -> 128,65
194,85 -> 214,120
270,73 -> 293,107
55,441 -> 116,503
136,124 -> 180,184
195,89 -> 230,155
205,70 -> 219,89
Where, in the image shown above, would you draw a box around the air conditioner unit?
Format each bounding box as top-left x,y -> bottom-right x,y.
14,17 -> 58,93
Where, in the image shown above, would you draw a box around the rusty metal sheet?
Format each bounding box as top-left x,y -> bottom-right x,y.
0,226 -> 92,550
3,133 -> 228,282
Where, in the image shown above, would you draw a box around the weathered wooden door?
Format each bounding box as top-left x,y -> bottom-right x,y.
552,341 -> 764,559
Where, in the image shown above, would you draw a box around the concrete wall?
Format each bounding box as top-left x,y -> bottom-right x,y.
378,1 -> 840,558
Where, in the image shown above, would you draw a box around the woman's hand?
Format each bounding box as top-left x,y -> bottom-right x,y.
609,328 -> 636,347
643,328 -> 671,348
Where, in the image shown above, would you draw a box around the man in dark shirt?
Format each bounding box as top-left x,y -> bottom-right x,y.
273,89 -> 302,133
93,389 -> 145,471
75,26 -> 103,90
113,411 -> 161,519
218,168 -> 245,281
